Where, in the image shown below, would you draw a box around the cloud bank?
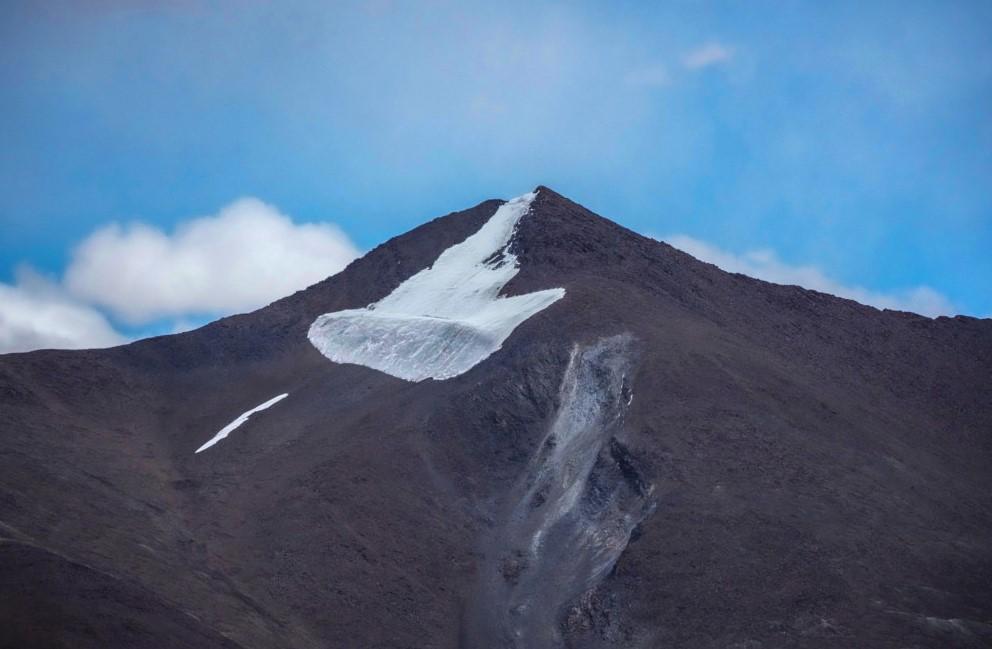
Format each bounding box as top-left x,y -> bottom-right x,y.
665,235 -> 956,317
65,198 -> 360,325
0,199 -> 360,353
0,267 -> 126,353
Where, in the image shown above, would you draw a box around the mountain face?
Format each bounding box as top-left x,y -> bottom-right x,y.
2,187 -> 991,649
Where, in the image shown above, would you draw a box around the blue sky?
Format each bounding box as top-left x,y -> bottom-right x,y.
1,1 -> 990,351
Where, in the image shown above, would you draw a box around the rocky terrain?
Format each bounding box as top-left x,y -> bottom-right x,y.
1,187 -> 990,648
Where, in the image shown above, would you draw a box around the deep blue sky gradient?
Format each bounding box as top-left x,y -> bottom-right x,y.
2,1 -> 990,321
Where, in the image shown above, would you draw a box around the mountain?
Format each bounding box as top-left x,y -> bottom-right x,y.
1,187 -> 990,649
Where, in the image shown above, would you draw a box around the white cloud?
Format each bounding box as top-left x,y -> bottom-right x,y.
682,42 -> 734,70
664,234 -> 957,317
65,198 -> 361,324
624,64 -> 670,88
1,198 -> 361,354
0,266 -> 127,354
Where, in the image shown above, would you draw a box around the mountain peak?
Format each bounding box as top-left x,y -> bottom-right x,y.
532,184 -> 563,199
307,191 -> 565,381
2,185 -> 990,649
529,184 -> 588,214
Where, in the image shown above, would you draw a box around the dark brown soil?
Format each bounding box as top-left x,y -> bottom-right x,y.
1,187 -> 990,648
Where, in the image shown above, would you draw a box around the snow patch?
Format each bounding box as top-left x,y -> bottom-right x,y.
195,393 -> 288,453
307,191 -> 564,381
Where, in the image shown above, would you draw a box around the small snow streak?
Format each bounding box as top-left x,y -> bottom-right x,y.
195,393 -> 289,454
307,190 -> 565,381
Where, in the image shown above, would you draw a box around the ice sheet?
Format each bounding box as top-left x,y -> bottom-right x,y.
308,191 -> 564,381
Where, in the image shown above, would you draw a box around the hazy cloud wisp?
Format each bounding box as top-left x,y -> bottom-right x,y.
682,42 -> 734,70
665,234 -> 956,317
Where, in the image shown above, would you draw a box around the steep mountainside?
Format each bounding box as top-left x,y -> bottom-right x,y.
1,187 -> 990,649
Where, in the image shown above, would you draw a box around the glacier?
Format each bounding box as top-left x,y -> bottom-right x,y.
307,191 -> 565,381
195,393 -> 289,453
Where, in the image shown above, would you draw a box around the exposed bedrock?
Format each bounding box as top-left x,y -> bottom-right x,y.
465,335 -> 655,648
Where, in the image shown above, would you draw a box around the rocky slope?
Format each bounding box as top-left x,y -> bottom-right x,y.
1,187 -> 990,648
